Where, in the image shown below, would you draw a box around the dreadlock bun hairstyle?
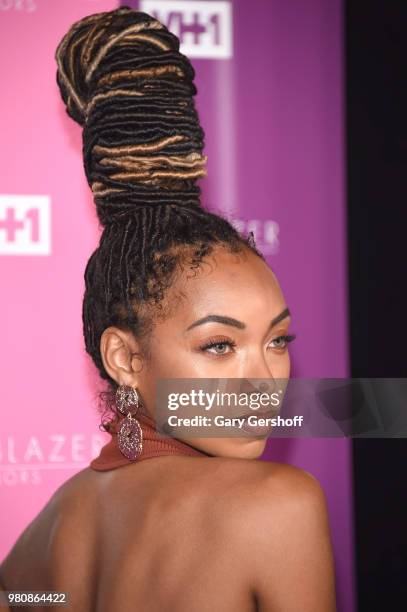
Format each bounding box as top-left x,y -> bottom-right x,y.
56,5 -> 208,223
55,6 -> 264,426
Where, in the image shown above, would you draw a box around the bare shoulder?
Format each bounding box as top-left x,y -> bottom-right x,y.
114,454 -> 325,511
215,457 -> 331,549
197,457 -> 336,611
162,455 -> 327,533
193,455 -> 325,511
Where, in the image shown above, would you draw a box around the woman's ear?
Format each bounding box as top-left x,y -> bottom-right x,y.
100,327 -> 144,387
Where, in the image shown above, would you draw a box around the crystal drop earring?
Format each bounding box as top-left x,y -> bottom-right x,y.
115,384 -> 143,460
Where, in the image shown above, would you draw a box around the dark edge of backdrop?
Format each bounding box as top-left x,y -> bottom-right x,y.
345,1 -> 407,610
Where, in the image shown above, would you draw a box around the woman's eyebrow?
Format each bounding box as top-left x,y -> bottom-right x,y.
185,307 -> 291,332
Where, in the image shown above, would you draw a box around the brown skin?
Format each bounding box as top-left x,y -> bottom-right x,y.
0,245 -> 337,611
102,244 -> 291,458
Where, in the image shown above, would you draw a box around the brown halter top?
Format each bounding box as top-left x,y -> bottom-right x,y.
90,411 -> 209,471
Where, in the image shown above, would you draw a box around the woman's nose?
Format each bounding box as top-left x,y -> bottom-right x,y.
240,365 -> 279,394
248,352 -> 277,380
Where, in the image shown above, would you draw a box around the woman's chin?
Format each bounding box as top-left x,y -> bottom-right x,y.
182,436 -> 269,460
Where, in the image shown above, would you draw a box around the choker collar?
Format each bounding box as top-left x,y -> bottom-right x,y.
90,411 -> 209,471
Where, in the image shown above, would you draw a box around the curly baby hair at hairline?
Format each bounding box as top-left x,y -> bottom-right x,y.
55,6 -> 265,431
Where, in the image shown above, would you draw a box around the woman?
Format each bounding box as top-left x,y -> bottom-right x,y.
0,7 -> 336,611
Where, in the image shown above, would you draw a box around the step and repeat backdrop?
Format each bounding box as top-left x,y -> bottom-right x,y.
0,1 -> 353,609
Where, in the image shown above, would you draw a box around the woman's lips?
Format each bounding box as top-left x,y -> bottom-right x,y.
236,409 -> 277,436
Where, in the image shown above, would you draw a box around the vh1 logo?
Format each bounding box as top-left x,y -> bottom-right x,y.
140,0 -> 233,59
0,195 -> 51,255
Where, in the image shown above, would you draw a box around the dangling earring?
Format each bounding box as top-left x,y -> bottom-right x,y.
115,384 -> 143,460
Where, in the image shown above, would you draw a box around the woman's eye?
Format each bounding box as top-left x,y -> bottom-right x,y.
269,334 -> 297,350
200,340 -> 236,355
209,342 -> 229,354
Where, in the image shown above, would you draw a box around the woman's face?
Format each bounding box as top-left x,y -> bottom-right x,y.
133,244 -> 293,459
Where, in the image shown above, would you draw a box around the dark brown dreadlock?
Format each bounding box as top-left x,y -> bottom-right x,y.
55,6 -> 264,430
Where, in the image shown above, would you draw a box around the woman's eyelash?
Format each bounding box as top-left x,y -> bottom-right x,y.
199,337 -> 237,352
272,334 -> 297,347
199,334 -> 297,354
